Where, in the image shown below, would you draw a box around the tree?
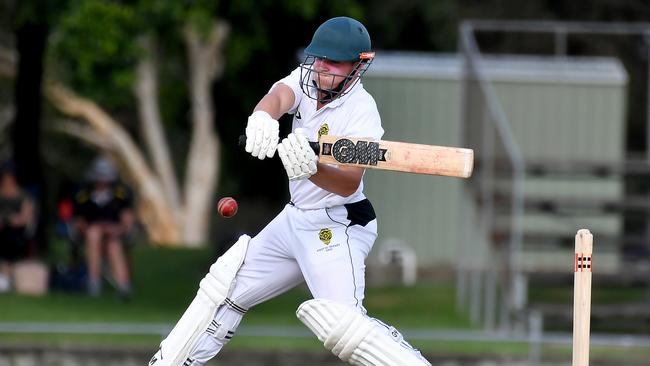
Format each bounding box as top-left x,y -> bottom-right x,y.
37,0 -> 362,247
43,1 -> 225,246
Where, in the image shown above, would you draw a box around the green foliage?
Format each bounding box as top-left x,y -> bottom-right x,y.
46,0 -> 365,113
282,0 -> 319,19
13,0 -> 67,29
363,0 -> 458,51
43,0 -> 366,198
48,0 -> 223,111
185,2 -> 218,36
49,0 -> 140,108
221,0 -> 363,76
135,0 -> 219,37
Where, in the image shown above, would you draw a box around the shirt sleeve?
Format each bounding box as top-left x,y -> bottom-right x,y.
269,66 -> 303,114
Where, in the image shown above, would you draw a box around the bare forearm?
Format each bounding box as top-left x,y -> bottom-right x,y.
253,83 -> 294,118
254,94 -> 285,119
309,164 -> 363,197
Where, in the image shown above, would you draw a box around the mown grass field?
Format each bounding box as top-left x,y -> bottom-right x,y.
0,243 -> 648,363
0,243 -> 471,326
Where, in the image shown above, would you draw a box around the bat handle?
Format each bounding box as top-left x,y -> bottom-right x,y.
238,135 -> 320,155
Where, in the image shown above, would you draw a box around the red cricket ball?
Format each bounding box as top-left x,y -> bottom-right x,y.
217,197 -> 238,218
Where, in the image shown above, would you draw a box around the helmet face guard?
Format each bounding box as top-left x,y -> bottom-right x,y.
299,52 -> 374,104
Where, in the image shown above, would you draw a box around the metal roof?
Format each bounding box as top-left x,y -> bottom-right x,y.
366,52 -> 628,85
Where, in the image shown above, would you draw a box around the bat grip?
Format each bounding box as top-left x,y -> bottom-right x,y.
238,135 -> 320,155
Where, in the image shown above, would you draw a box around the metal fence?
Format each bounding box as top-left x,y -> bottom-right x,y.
456,20 -> 650,332
457,20 -> 526,332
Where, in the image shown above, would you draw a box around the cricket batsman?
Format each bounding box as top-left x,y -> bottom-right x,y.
149,16 -> 431,366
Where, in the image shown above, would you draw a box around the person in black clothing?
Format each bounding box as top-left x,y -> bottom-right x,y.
74,157 -> 134,298
0,161 -> 34,292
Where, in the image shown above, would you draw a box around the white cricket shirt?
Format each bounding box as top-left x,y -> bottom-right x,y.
270,66 -> 384,209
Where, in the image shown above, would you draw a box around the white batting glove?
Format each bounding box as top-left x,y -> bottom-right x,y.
245,111 -> 280,159
277,128 -> 318,181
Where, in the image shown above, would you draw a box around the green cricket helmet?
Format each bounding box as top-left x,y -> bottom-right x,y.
300,17 -> 375,103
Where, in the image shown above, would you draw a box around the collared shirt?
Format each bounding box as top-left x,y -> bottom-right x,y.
271,66 -> 384,209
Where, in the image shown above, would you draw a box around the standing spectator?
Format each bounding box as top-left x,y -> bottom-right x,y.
74,157 -> 135,299
0,160 -> 34,292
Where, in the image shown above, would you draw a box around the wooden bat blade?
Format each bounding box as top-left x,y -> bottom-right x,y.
317,135 -> 474,178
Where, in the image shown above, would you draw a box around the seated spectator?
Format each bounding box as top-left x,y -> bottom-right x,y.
0,161 -> 34,292
74,157 -> 135,299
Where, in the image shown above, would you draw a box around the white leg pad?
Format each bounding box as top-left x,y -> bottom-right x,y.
297,299 -> 431,366
149,234 -> 250,366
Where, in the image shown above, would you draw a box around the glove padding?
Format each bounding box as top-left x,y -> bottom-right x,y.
278,128 -> 318,181
245,111 -> 280,159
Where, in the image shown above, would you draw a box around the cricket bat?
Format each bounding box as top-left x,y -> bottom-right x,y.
240,135 -> 474,178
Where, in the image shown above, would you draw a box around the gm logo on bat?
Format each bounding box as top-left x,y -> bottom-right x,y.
321,138 -> 388,166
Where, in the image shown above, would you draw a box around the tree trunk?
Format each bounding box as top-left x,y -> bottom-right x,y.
2,19 -> 230,247
0,46 -> 15,157
134,36 -> 181,216
13,21 -> 48,255
0,45 -> 16,78
181,21 -> 229,246
44,82 -> 181,244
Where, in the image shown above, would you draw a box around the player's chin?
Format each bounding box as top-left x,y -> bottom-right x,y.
316,76 -> 342,90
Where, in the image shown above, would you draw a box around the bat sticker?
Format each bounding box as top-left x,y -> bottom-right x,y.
321,139 -> 388,166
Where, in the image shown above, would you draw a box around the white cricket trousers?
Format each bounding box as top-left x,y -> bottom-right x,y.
188,201 -> 378,364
